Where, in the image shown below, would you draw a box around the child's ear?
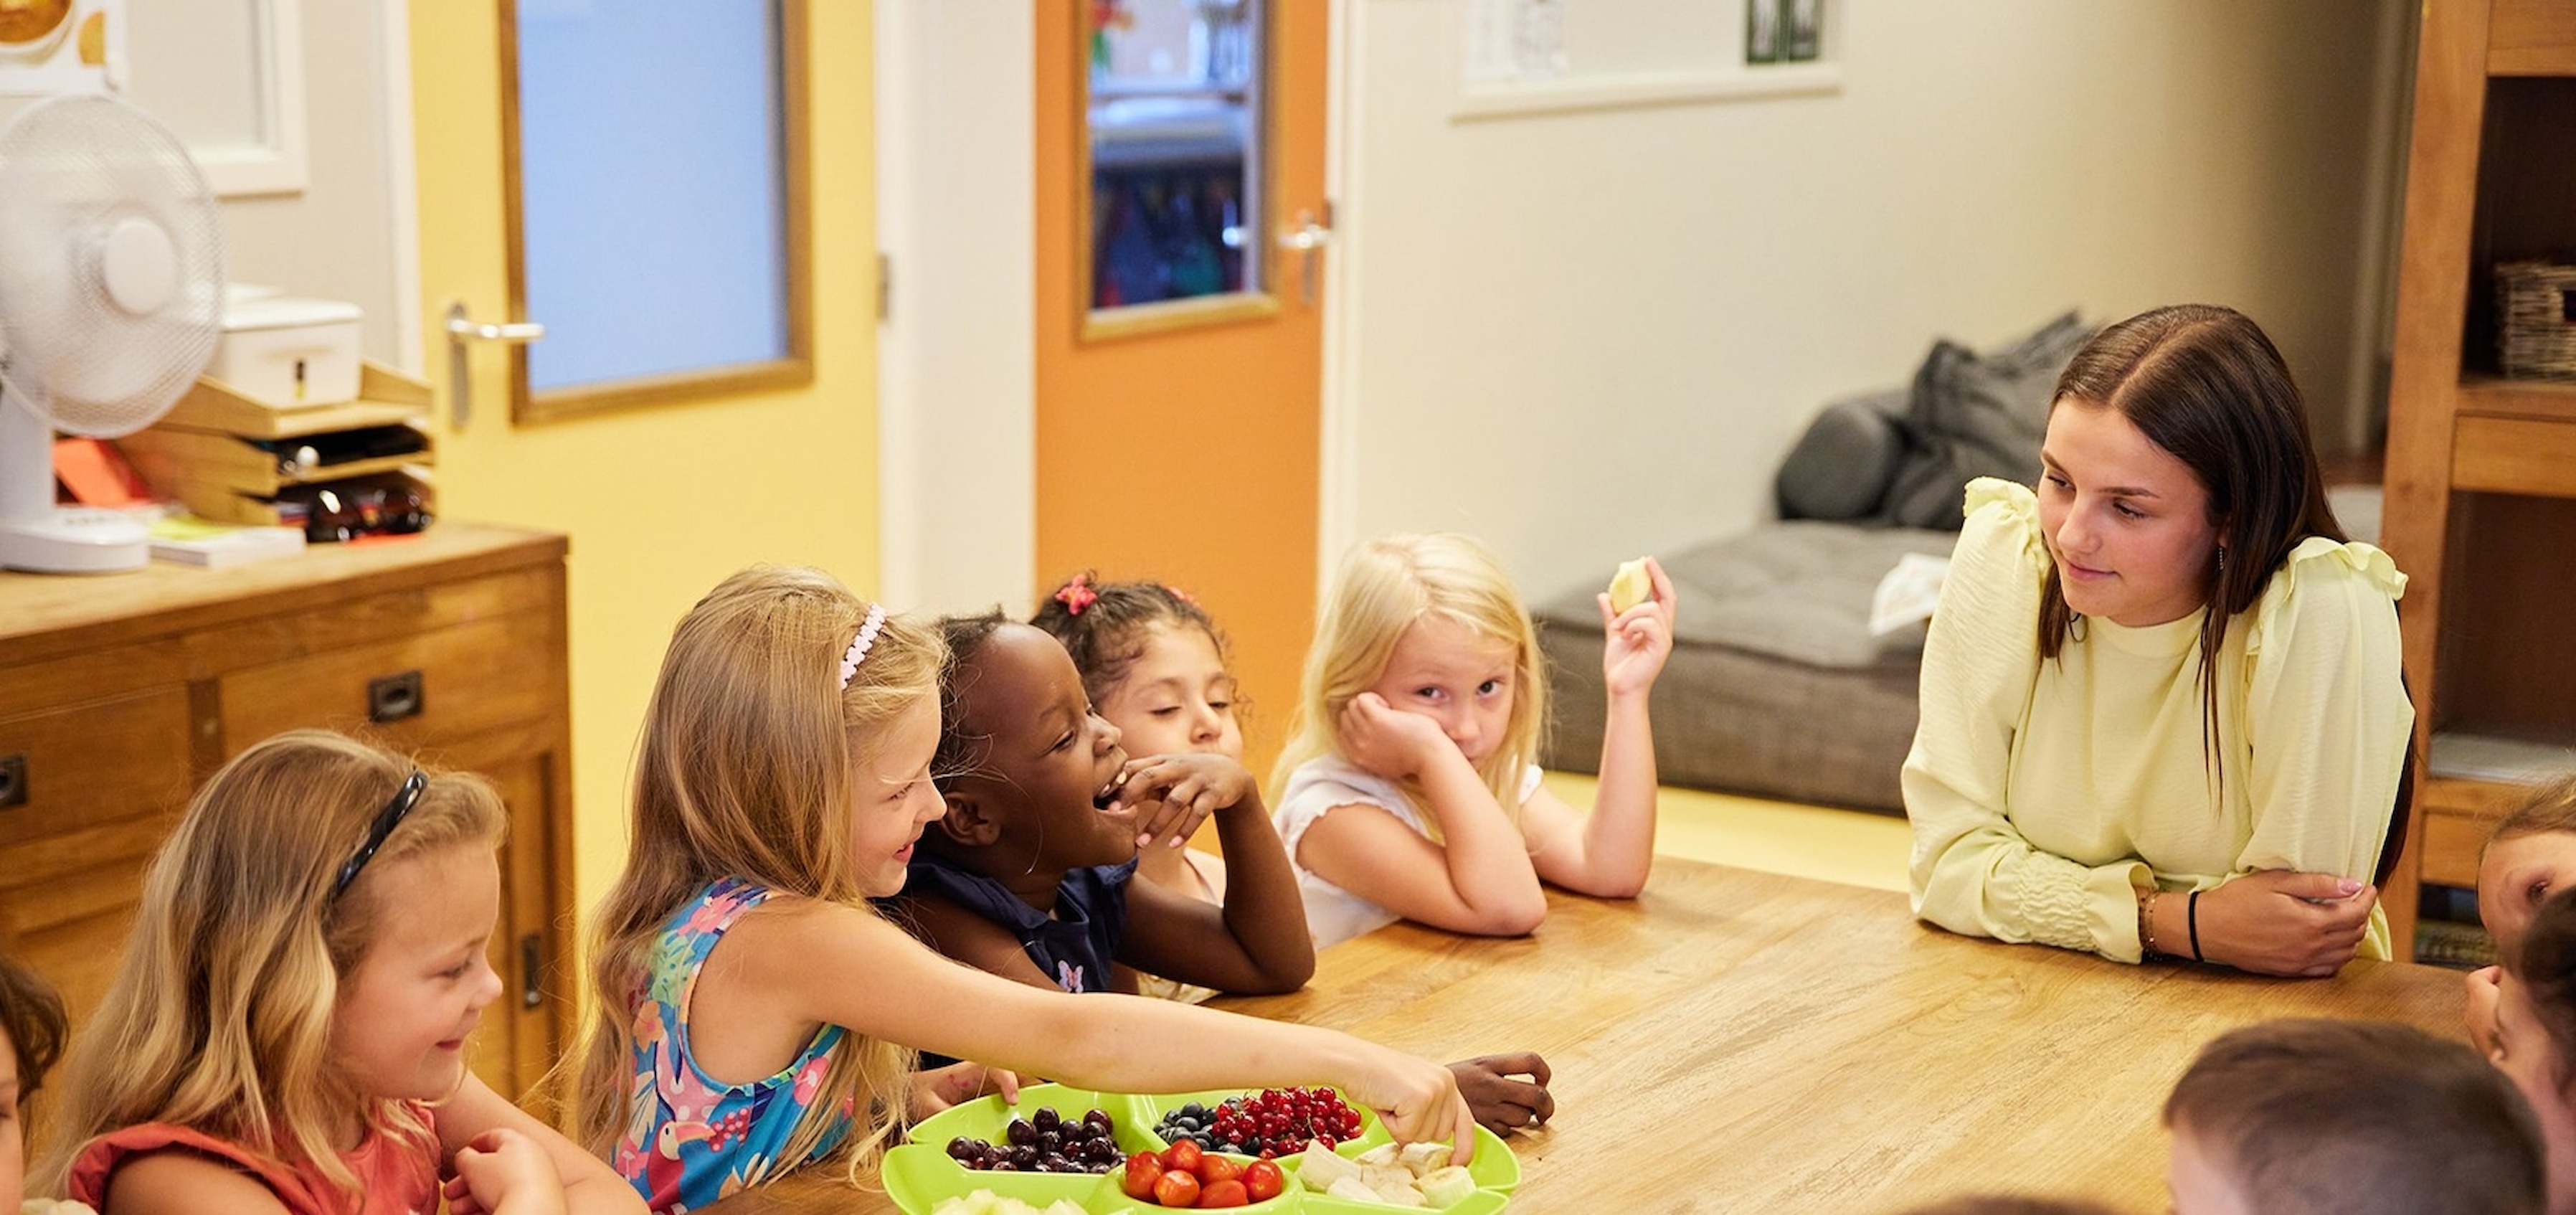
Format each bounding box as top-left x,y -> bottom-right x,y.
939,792 -> 1002,847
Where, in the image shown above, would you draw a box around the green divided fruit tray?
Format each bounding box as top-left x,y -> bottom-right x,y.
884,1084 -> 1517,1214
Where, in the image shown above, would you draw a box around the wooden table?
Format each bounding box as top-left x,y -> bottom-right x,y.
709,860 -> 2468,1214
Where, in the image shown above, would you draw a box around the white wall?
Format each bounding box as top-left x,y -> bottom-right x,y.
0,1 -> 409,366
198,0 -> 407,366
873,0 -> 1035,614
1327,0 -> 2408,603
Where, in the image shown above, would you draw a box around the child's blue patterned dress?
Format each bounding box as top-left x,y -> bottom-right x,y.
615,876 -> 852,1214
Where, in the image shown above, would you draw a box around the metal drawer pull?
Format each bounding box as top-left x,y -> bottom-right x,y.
367,671 -> 424,723
521,933 -> 544,1009
0,752 -> 24,810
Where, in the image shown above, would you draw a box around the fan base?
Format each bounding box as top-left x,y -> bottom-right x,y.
0,509 -> 149,573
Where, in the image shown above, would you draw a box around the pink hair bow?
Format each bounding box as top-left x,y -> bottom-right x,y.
1054,575 -> 1097,615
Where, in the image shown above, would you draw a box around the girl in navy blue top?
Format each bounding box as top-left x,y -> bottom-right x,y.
892,615 -> 1316,998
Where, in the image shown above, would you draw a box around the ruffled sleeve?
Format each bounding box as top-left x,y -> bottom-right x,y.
1905,478 -> 2156,960
2237,537 -> 2413,950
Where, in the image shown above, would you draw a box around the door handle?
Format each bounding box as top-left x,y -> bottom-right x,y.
520,932 -> 544,1009
444,301 -> 546,429
1277,209 -> 1333,307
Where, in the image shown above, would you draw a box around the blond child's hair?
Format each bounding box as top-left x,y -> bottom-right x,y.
2486,772 -> 2576,858
2162,1018 -> 2544,1215
574,564 -> 943,1185
35,729 -> 506,1203
1271,534 -> 1549,835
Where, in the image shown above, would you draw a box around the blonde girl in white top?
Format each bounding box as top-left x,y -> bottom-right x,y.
1271,533 -> 1677,950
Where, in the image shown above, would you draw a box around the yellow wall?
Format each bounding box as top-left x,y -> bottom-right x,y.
408,4 -> 878,920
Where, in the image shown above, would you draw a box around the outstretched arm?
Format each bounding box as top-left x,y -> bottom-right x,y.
891,892 -> 1064,991
743,899 -> 1478,1161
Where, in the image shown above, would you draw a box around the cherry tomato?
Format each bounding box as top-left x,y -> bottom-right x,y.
1122,1152 -> 1166,1200
1164,1139 -> 1205,1174
1242,1159 -> 1284,1202
1154,1169 -> 1202,1208
1198,1155 -> 1242,1186
1198,1179 -> 1249,1209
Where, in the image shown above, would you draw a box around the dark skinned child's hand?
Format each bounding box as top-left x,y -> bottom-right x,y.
1109,752 -> 1257,850
1449,1051 -> 1553,1135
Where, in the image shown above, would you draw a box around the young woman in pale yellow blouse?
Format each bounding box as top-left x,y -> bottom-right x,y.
1905,304 -> 2413,977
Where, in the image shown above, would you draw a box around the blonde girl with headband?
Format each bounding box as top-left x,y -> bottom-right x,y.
1272,533 -> 1677,949
577,566 -> 1471,1213
37,730 -> 640,1215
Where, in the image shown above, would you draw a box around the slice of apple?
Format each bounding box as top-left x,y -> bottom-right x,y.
1608,557 -> 1654,613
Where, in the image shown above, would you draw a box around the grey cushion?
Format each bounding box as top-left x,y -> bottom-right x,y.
1538,522 -> 1956,671
1776,389 -> 1908,521
1531,524 -> 1956,813
1880,312 -> 2092,530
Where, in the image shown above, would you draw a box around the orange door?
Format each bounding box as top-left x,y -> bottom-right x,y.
1034,2 -> 1327,774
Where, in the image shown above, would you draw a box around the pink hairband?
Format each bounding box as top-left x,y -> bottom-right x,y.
838,605 -> 888,689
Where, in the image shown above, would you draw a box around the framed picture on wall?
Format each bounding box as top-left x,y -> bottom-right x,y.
0,0 -> 119,96
1785,0 -> 1822,62
1746,0 -> 1779,65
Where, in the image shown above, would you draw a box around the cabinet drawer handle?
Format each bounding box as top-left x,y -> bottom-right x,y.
0,752 -> 24,810
367,671 -> 425,723
520,933 -> 544,1010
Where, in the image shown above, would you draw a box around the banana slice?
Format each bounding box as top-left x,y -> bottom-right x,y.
1608,557 -> 1654,613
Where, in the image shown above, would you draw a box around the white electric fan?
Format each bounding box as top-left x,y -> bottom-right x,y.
0,94 -> 223,573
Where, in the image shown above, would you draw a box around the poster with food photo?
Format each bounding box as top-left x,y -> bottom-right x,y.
0,0 -> 122,96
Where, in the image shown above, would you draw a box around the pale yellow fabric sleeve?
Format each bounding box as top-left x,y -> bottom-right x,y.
2236,536 -> 2414,960
1904,478 -> 2154,960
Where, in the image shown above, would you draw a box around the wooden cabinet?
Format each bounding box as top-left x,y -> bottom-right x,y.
2382,0 -> 2576,960
0,524 -> 573,1104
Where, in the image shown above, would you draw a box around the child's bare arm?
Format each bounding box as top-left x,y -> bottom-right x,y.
890,893 -> 1065,991
1304,695 -> 1548,935
441,1128 -> 564,1215
744,900 -> 1479,1161
93,1153 -> 293,1215
1117,760 -> 1312,993
435,1074 -> 645,1215
1522,775 -> 1655,898
1295,797 -> 1547,937
1524,562 -> 1675,897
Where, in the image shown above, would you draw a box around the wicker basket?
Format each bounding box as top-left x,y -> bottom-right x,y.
2497,259 -> 2576,379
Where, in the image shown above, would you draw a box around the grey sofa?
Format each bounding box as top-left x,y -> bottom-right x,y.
1535,313 -> 2088,814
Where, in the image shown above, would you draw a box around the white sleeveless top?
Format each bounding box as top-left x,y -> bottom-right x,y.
1273,755 -> 1545,949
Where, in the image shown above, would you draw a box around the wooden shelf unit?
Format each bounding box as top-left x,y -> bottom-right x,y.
0,524 -> 574,1107
2382,0 -> 2576,960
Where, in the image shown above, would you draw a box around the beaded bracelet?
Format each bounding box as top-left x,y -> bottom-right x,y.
2139,887 -> 2164,958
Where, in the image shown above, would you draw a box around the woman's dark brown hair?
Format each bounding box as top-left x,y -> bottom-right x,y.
2038,304 -> 2347,783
